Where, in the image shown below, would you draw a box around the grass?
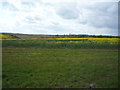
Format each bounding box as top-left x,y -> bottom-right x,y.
2,48 -> 118,88
2,37 -> 119,88
2,39 -> 119,49
0,34 -> 16,39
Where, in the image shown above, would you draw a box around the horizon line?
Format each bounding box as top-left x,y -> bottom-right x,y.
0,32 -> 119,37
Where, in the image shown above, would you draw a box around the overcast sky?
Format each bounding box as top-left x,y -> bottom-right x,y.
0,0 -> 119,36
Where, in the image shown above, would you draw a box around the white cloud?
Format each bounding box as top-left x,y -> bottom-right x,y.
0,0 -> 118,36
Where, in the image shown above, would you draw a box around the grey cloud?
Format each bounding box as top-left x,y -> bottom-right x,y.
0,2 -> 18,11
0,0 -> 118,36
78,2 -> 118,29
56,3 -> 79,19
25,16 -> 42,24
57,8 -> 79,19
47,24 -> 68,33
52,22 -> 60,25
21,2 -> 35,7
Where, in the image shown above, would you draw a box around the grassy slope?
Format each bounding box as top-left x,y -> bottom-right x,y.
0,34 -> 13,39
0,34 -> 18,39
2,48 -> 118,88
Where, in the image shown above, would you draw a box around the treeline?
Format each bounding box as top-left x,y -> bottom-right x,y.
1,32 -> 120,39
54,34 -> 119,38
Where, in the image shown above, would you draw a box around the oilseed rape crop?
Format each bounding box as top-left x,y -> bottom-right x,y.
0,34 -> 16,40
47,38 -> 119,44
2,37 -> 119,49
1,33 -> 119,49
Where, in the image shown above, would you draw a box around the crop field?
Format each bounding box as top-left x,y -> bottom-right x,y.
2,37 -> 119,49
1,34 -> 119,88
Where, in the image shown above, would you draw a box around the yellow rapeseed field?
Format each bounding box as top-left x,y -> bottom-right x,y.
0,34 -> 119,44
49,38 -> 119,44
0,34 -> 14,39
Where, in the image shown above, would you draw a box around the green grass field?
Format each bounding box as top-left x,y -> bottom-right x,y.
1,36 -> 119,88
2,39 -> 118,49
2,47 -> 118,88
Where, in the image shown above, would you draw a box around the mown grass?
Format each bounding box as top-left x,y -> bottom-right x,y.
2,48 -> 118,88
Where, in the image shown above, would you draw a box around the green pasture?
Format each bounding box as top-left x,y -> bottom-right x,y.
2,39 -> 118,49
2,38 -> 119,88
2,48 -> 118,88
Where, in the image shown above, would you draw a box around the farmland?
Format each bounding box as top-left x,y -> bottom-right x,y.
1,33 -> 119,88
